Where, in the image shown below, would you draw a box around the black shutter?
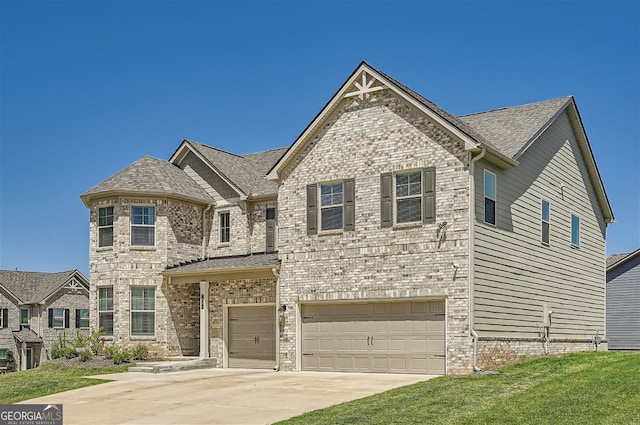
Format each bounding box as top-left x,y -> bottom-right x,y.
380,173 -> 393,228
48,309 -> 53,328
307,184 -> 317,235
266,208 -> 276,253
2,309 -> 7,328
75,309 -> 80,328
343,178 -> 355,231
423,167 -> 436,223
64,309 -> 70,329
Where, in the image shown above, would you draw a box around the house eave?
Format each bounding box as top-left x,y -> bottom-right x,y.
163,264 -> 280,285
81,190 -> 215,208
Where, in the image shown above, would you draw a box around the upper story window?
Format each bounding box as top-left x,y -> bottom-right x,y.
131,287 -> 155,336
571,214 -> 580,247
484,170 -> 496,225
307,179 -> 355,234
131,206 -> 155,246
0,308 -> 7,328
98,206 -> 114,247
20,308 -> 29,327
541,200 -> 550,245
219,212 -> 230,243
381,168 -> 435,228
49,308 -> 68,329
76,309 -> 90,328
320,182 -> 344,231
98,287 -> 114,336
266,208 -> 276,253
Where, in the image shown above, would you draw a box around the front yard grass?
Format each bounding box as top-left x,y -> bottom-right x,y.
0,359 -> 129,404
279,351 -> 640,425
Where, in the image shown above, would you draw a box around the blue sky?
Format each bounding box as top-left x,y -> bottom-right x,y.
1,1 -> 638,276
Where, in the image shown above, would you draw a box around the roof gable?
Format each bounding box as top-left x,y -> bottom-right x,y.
267,61 -> 516,181
171,140 -> 286,199
81,155 -> 214,206
0,270 -> 89,304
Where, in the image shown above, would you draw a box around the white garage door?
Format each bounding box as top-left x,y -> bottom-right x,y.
228,305 -> 276,369
301,300 -> 445,374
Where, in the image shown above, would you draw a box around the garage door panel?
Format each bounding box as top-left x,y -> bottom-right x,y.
302,300 -> 445,374
228,305 -> 276,369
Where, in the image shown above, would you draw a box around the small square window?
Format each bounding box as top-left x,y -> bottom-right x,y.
52,309 -> 65,328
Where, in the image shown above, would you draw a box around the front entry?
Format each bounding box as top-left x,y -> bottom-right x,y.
227,305 -> 276,369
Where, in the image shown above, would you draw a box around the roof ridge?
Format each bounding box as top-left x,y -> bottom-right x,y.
458,96 -> 573,118
186,140 -> 246,159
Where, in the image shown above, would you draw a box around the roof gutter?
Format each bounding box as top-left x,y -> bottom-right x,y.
202,203 -> 214,259
469,146 -> 486,372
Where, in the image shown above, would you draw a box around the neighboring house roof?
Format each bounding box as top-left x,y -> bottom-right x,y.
0,270 -> 89,304
164,252 -> 280,274
13,329 -> 43,344
607,249 -> 640,271
171,140 -> 287,199
80,155 -> 214,206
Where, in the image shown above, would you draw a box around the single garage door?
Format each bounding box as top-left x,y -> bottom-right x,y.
228,305 -> 276,369
302,300 -> 445,374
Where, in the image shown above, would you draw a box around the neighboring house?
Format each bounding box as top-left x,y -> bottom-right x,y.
606,249 -> 640,350
80,62 -> 613,374
0,270 -> 90,371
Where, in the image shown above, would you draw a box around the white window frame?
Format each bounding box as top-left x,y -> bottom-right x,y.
52,308 -> 65,329
98,286 -> 114,336
484,170 -> 497,225
131,206 -> 155,246
319,181 -> 344,231
219,211 -> 230,243
394,170 -> 423,224
78,309 -> 90,329
541,199 -> 550,245
130,287 -> 155,337
98,206 -> 114,247
571,214 -> 580,247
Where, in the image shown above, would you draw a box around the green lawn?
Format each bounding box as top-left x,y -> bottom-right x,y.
0,360 -> 129,404
278,352 -> 640,425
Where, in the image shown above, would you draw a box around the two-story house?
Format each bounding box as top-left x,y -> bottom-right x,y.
80,62 -> 613,374
0,270 -> 90,371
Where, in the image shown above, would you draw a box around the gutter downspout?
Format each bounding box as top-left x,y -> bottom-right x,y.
202,203 -> 214,259
469,147 -> 486,372
272,267 -> 280,371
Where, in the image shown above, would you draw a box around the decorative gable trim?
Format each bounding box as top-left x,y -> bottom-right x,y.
267,61 -> 493,182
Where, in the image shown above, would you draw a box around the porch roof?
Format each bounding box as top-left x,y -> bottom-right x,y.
13,329 -> 43,344
164,252 -> 280,280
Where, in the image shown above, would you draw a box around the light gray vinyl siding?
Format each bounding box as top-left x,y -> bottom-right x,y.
606,254 -> 640,350
473,110 -> 606,339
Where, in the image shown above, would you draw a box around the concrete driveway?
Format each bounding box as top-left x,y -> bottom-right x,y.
22,368 -> 436,424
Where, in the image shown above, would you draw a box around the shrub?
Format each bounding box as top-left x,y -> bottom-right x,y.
131,344 -> 149,361
51,334 -> 75,359
79,349 -> 92,362
103,345 -> 118,360
112,349 -> 132,365
88,328 -> 105,355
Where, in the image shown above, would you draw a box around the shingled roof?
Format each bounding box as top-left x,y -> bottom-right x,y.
184,141 -> 287,198
0,270 -> 88,304
165,252 -> 280,273
81,155 -> 214,206
607,249 -> 640,270
458,97 -> 573,159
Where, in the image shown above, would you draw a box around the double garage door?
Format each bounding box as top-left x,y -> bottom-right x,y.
302,300 -> 445,374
